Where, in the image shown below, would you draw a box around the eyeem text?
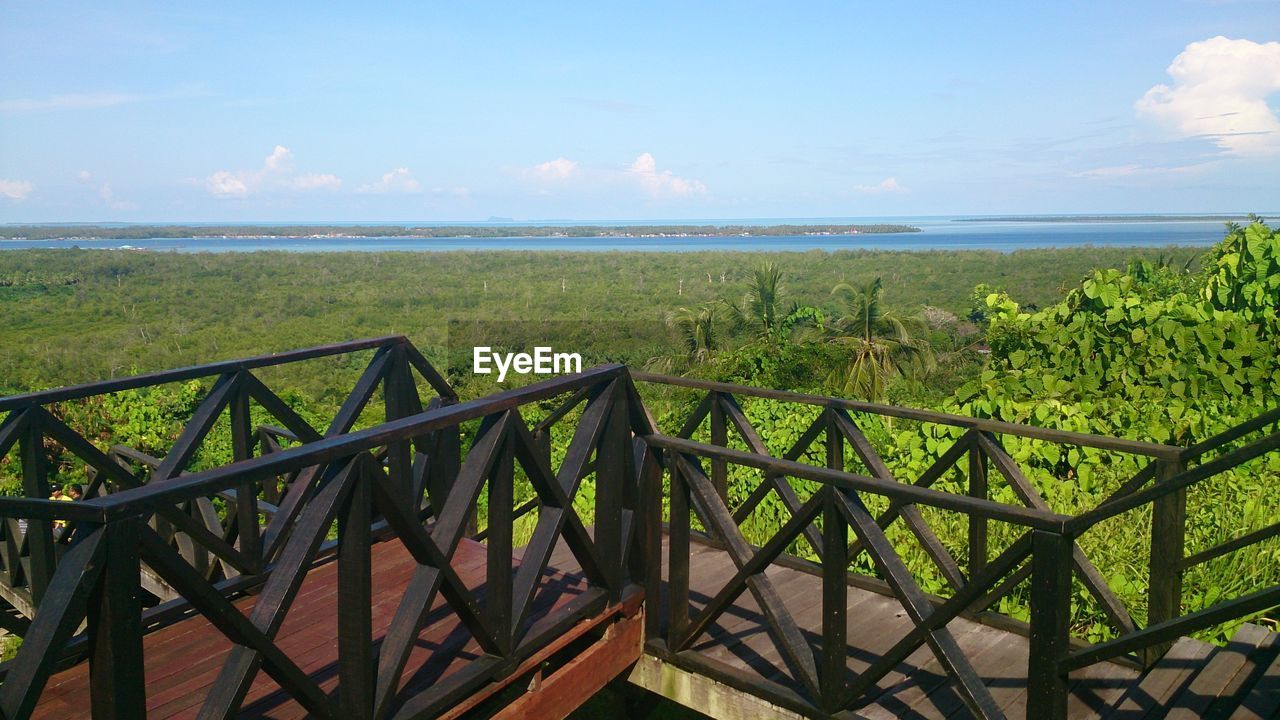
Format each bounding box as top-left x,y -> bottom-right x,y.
472,346 -> 583,382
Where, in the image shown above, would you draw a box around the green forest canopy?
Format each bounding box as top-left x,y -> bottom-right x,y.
1,223 -> 1276,645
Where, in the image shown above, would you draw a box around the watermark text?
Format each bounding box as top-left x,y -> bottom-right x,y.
472,346 -> 582,381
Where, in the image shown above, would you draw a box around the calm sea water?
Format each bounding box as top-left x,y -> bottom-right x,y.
0,218 -> 1236,253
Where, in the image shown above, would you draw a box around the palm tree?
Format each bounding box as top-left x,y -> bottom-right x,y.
645,304 -> 719,373
726,262 -> 786,342
725,262 -> 824,342
825,277 -> 935,400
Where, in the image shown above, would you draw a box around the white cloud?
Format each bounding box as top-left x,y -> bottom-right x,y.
207,170 -> 250,198
358,167 -> 421,194
206,145 -> 342,198
0,91 -> 141,113
76,171 -> 135,209
854,177 -> 907,194
1137,36 -> 1280,155
97,183 -> 135,210
430,186 -> 472,199
0,179 -> 33,201
1070,163 -> 1207,179
262,145 -> 291,172
513,152 -> 706,199
531,157 -> 578,181
628,153 -> 706,197
1071,165 -> 1145,178
290,173 -> 342,191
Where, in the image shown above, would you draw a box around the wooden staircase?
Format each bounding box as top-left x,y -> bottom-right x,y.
1105,622 -> 1280,719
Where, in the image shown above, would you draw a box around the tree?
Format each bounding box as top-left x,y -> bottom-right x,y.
727,262 -> 786,343
824,277 -> 935,400
725,262 -> 825,344
645,304 -> 720,373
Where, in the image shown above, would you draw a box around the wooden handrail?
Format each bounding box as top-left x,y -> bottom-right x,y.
1066,427 -> 1280,534
640,380 -> 1280,719
3,343 -> 1279,720
86,365 -> 627,520
1062,583 -> 1280,672
1179,405 -> 1280,461
0,336 -> 441,411
646,434 -> 1069,530
633,371 -> 1184,460
0,358 -> 646,719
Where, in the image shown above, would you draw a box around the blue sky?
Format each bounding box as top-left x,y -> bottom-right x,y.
2,2 -> 1278,222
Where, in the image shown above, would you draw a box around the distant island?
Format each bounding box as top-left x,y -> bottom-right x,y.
0,223 -> 921,241
955,214 -> 1258,224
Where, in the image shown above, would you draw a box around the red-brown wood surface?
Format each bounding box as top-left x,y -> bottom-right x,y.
31,536 -> 592,719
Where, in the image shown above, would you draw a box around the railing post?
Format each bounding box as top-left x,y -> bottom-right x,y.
383,345 -> 417,498
1145,457 -> 1187,666
709,392 -> 728,505
820,485 -> 848,712
667,454 -> 690,647
426,422 -> 467,533
824,408 -> 843,472
87,518 -> 146,719
968,438 -> 988,577
639,442 -> 664,643
20,416 -> 55,604
1028,529 -> 1072,720
534,427 -> 553,472
595,382 -> 630,602
230,378 -> 261,571
486,421 -> 515,655
338,457 -> 374,718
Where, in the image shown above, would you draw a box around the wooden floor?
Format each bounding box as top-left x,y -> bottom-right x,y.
33,536 -> 594,719
607,535 -> 1280,720
27,530 -> 1280,719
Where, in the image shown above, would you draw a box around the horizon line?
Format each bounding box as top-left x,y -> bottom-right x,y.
1,212 -> 1272,227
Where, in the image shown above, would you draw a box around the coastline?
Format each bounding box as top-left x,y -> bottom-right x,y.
0,223 -> 922,243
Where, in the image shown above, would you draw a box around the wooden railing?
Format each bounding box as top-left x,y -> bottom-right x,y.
0,336 -> 455,620
0,344 -> 1276,719
633,373 -> 1280,720
0,341 -> 648,719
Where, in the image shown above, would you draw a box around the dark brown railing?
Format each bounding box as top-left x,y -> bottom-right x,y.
0,337 -> 456,617
0,343 -> 1276,719
0,340 -> 647,719
632,372 -> 1280,720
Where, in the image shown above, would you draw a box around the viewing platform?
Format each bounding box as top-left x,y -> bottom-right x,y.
0,337 -> 1276,719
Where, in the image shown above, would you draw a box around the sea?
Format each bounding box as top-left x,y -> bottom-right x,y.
0,216 -> 1245,253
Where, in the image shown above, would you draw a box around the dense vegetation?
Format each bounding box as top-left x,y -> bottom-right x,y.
0,244 -> 1199,397
0,224 -> 1274,654
953,220 -> 1280,633
661,220 -> 1280,643
0,223 -> 919,241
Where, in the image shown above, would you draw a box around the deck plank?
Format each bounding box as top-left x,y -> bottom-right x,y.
28,526 -> 1275,719
1103,636 -> 1214,719
1205,626 -> 1279,719
1163,623 -> 1271,720
1229,636 -> 1280,720
671,535 -> 1142,720
31,534 -> 591,719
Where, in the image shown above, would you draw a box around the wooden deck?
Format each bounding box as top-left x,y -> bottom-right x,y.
33,535 -> 611,719
18,528 -> 1278,720
596,534 -> 1280,720
2,342 -> 1277,720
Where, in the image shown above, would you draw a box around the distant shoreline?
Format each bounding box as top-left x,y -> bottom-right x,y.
0,223 -> 921,242
955,214 -> 1259,224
